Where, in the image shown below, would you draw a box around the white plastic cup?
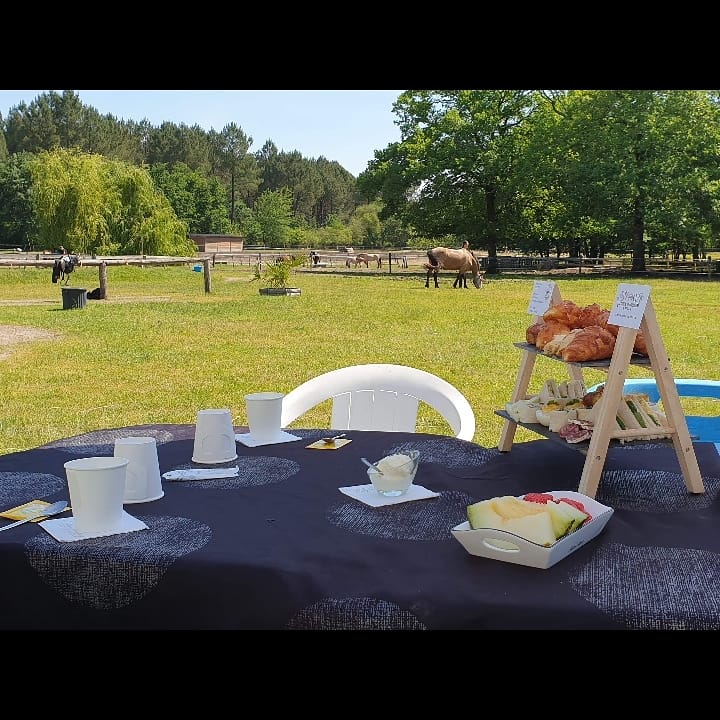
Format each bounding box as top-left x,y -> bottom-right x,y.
192,408 -> 237,463
64,456 -> 129,534
114,436 -> 164,503
245,392 -> 284,442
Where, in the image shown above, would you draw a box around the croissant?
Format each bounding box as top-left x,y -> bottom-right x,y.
543,329 -> 580,357
634,331 -> 648,355
577,303 -> 607,328
526,320 -> 545,345
602,319 -> 620,337
559,325 -> 616,362
535,321 -> 572,350
543,300 -> 583,328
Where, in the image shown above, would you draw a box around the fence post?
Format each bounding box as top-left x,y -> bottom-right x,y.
203,259 -> 212,293
388,252 -> 393,275
99,261 -> 108,299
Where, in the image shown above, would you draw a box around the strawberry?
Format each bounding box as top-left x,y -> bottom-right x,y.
556,497 -> 586,512
524,492 -> 554,504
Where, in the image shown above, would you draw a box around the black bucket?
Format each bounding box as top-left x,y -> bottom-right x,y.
61,287 -> 87,310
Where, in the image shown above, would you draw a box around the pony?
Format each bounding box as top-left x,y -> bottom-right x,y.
51,254 -> 81,285
424,247 -> 483,289
354,252 -> 382,269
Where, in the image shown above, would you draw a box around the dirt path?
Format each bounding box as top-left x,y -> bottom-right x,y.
0,324 -> 61,360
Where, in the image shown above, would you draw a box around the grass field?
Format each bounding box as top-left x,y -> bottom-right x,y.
1,262 -> 718,456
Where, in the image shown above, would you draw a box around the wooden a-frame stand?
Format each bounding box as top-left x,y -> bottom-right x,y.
498,291 -> 705,498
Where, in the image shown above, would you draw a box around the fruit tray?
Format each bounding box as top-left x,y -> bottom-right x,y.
451,491 -> 613,569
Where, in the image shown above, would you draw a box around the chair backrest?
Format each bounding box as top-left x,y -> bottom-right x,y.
619,378 -> 720,402
280,363 -> 476,441
586,378 -> 720,443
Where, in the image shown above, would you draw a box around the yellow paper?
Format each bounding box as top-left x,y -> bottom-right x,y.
0,499 -> 53,522
306,439 -> 352,450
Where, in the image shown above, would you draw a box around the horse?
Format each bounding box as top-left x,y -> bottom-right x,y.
51,254 -> 81,285
354,252 -> 382,269
424,247 -> 483,289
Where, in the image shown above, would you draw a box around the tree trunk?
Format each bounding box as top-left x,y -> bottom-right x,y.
485,186 -> 500,274
230,171 -> 236,224
631,196 -> 646,271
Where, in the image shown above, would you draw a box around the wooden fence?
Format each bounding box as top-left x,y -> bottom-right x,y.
0,255 -> 211,295
1,251 -> 716,292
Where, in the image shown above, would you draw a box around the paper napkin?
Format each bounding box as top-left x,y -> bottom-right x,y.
40,511 -> 148,542
235,431 -> 303,447
163,467 -> 240,481
339,484 -> 440,507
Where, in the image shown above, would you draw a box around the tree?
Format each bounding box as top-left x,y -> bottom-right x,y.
209,123 -> 259,225
251,188 -> 295,246
149,162 -> 231,234
0,114 -> 8,162
349,202 -> 382,246
524,90 -> 720,269
358,90 -> 538,274
0,153 -> 36,249
27,148 -> 194,255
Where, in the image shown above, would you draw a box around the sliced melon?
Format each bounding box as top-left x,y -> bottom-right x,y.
543,501 -> 575,538
467,497 -> 557,547
555,499 -> 590,531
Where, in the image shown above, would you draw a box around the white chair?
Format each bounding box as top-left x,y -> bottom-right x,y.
281,363 -> 476,441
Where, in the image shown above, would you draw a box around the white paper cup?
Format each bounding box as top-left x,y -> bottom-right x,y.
64,456 -> 129,534
245,392 -> 284,442
114,436 -> 164,503
192,408 -> 238,463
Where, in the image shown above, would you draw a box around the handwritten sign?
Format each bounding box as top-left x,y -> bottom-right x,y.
527,281 -> 557,316
608,284 -> 650,329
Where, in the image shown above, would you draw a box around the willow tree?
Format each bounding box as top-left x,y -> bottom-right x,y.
28,147 -> 113,252
28,147 -> 193,255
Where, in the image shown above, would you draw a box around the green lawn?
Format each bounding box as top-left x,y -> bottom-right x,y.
1,262 -> 718,456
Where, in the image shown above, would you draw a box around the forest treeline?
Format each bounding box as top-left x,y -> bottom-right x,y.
1,90 -> 719,271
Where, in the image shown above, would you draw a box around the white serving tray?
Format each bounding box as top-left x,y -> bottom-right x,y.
451,490 -> 613,569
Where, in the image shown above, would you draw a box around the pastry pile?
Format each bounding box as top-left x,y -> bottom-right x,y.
526,300 -> 647,362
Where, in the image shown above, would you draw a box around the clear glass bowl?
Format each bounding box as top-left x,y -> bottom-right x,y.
366,450 -> 420,497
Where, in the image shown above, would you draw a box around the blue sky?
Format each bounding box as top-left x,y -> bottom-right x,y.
0,89 -> 405,178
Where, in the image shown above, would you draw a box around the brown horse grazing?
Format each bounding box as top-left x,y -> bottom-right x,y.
354,252 -> 382,268
424,247 -> 483,289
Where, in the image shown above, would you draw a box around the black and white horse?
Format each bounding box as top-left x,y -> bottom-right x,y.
52,254 -> 80,285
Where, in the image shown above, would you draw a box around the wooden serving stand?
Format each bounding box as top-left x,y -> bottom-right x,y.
498,287 -> 705,499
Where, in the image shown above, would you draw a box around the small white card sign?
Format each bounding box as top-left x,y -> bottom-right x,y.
527,281 -> 557,316
608,283 -> 651,329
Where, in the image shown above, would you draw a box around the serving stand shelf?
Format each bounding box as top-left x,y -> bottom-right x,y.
498,285 -> 705,498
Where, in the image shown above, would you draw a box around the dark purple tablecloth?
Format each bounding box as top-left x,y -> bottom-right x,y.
1,425 -> 719,630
